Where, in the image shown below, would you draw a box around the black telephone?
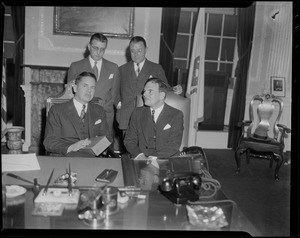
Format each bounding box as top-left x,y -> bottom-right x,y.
158,172 -> 202,204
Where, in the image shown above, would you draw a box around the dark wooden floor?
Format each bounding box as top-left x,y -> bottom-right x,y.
204,149 -> 292,237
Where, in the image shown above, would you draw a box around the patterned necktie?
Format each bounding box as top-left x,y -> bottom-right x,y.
151,109 -> 155,124
93,61 -> 98,80
80,104 -> 86,122
136,63 -> 140,77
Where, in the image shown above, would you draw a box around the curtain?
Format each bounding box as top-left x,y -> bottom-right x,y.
227,3 -> 256,149
159,8 -> 180,86
11,6 -> 25,128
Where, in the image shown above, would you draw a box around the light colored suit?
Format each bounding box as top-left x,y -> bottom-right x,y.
124,103 -> 183,158
67,58 -> 120,134
44,100 -> 111,156
117,59 -> 168,130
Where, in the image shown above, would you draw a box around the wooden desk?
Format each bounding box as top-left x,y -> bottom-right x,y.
2,156 -> 124,188
2,155 -> 261,236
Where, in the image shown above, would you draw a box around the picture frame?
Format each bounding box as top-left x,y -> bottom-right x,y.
53,7 -> 134,38
270,76 -> 285,97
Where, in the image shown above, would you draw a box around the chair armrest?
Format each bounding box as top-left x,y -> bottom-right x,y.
277,124 -> 291,145
277,124 -> 291,133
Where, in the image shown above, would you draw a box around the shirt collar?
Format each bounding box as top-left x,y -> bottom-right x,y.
89,56 -> 102,69
150,103 -> 164,122
135,59 -> 145,70
73,98 -> 88,116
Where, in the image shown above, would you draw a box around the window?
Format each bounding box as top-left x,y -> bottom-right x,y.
173,8 -> 238,130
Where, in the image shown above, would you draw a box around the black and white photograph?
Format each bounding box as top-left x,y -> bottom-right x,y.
1,2 -> 297,237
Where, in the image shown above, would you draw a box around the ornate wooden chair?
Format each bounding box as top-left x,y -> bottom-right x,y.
235,94 -> 291,180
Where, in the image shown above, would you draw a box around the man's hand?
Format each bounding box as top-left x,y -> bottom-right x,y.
67,138 -> 91,153
173,84 -> 183,95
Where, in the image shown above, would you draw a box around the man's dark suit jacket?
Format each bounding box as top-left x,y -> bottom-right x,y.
67,57 -> 120,133
44,99 -> 111,156
117,59 -> 168,130
124,103 -> 183,158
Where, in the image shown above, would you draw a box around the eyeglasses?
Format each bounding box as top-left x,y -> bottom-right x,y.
90,45 -> 106,53
130,49 -> 144,54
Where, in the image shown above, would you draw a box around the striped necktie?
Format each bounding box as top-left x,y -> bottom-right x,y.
93,61 -> 98,80
151,109 -> 155,124
136,63 -> 140,77
80,104 -> 86,122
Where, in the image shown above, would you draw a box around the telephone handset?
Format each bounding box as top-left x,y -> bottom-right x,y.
158,172 -> 202,204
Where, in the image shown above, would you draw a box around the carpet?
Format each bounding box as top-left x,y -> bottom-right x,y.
203,149 -> 291,236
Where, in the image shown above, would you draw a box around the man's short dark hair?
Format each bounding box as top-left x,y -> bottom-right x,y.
90,33 -> 108,44
145,77 -> 171,95
75,71 -> 97,84
129,36 -> 147,48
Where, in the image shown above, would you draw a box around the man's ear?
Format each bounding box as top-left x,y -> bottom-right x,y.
160,91 -> 166,100
72,84 -> 77,93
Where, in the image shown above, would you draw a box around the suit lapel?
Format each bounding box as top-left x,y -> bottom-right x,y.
141,107 -> 152,144
99,59 -> 109,84
66,100 -> 83,138
155,104 -> 170,132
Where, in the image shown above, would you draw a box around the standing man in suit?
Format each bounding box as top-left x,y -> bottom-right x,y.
124,77 -> 184,161
116,36 -> 182,136
44,72 -> 112,157
67,33 -> 120,141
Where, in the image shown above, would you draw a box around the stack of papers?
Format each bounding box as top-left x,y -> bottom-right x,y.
1,153 -> 40,172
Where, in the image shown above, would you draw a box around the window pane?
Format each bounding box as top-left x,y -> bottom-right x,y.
207,13 -> 222,36
178,11 -> 191,33
221,39 -> 235,61
220,63 -> 233,75
205,62 -> 218,72
223,15 -> 237,37
205,37 -> 220,60
174,35 -> 189,58
174,60 -> 187,70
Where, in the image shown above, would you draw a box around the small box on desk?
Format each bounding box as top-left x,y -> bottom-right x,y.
81,136 -> 111,156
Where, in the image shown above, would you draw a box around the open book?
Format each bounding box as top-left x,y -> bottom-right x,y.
81,136 -> 111,156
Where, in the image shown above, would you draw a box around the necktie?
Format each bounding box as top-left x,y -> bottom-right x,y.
136,63 -> 140,77
93,61 -> 98,80
80,104 -> 86,122
151,109 -> 155,124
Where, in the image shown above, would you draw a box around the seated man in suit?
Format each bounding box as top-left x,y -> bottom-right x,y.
44,71 -> 112,157
124,77 -> 184,164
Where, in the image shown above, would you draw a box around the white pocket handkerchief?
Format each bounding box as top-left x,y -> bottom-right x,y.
163,124 -> 171,130
109,74 -> 114,79
149,75 -> 153,78
94,119 -> 102,125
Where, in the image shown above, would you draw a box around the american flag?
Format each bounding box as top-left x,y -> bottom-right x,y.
1,55 -> 7,142
185,8 -> 206,146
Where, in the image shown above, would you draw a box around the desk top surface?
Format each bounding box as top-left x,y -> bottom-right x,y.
2,155 -> 261,235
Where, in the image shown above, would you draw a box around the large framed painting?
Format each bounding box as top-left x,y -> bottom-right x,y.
53,7 -> 134,38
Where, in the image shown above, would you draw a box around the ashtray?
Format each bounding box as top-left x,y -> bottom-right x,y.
80,209 -> 106,227
186,204 -> 229,230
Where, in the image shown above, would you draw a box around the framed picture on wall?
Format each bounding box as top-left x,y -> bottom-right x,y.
53,7 -> 134,38
270,76 -> 285,97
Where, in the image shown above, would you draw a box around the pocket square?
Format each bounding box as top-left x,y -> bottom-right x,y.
163,124 -> 171,130
109,74 -> 114,79
94,119 -> 102,125
149,75 -> 153,78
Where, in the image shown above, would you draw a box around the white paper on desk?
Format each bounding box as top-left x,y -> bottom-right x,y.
1,153 -> 41,172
